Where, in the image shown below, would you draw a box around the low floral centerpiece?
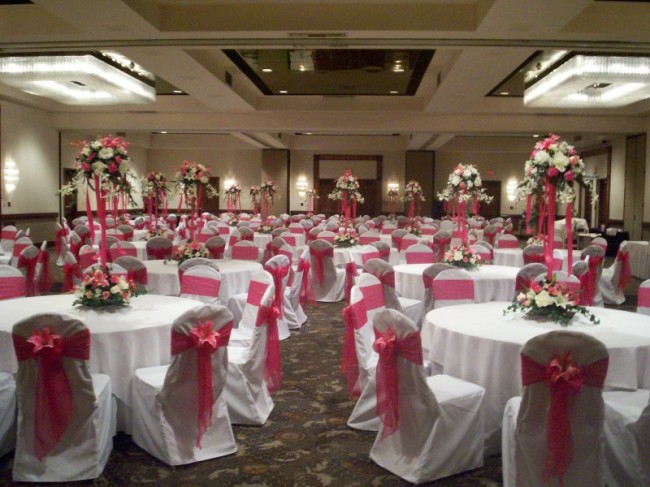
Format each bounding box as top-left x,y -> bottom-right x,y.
442,243 -> 481,268
504,276 -> 600,327
169,240 -> 209,264
73,267 -> 141,308
258,224 -> 273,234
526,234 -> 546,247
141,227 -> 169,241
404,225 -> 421,237
334,232 -> 360,248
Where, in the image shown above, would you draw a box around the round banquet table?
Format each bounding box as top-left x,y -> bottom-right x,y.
254,232 -> 306,250
422,302 -> 650,453
293,245 -> 400,267
0,294 -> 203,432
93,228 -> 147,243
493,248 -> 581,271
144,258 -> 262,299
394,263 -> 519,302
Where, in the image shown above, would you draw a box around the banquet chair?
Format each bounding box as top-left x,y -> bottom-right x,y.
104,235 -> 119,252
637,279 -> 650,316
0,372 -> 15,458
238,226 -> 254,242
54,223 -> 67,266
223,271 -> 278,425
551,248 -> 564,271
131,305 -> 237,465
228,228 -> 242,247
470,244 -> 492,263
215,221 -> 230,236
34,240 -> 53,295
11,313 -> 116,482
62,252 -> 83,292
146,236 -> 173,260
362,259 -> 422,326
515,263 -> 548,294
279,233 -> 297,247
421,263 -> 455,314
11,236 -> 33,267
16,245 -> 38,297
325,221 -> 340,232
503,223 -> 514,234
360,245 -> 381,265
288,222 -> 305,235
71,216 -> 86,226
72,224 -> 92,246
553,236 -> 565,249
239,212 -> 251,221
369,309 -> 485,484
272,227 -> 290,238
307,226 -> 320,242
404,243 -> 434,264
396,215 -> 409,229
78,244 -> 97,270
178,257 -> 219,281
579,244 -> 606,306
475,239 -> 494,256
502,331 -> 609,487
133,216 -> 145,230
109,241 -> 137,262
390,229 -> 407,250
197,225 -> 217,243
600,243 -> 631,305
496,234 -> 519,249
359,231 -> 380,245
236,221 -> 250,229
205,236 -> 227,259
381,222 -> 397,235
432,268 -> 475,308
0,225 -> 17,255
316,230 -> 336,243
105,217 -> 116,229
231,241 -> 260,261
66,232 -> 82,262
420,224 -> 437,236
369,241 -> 391,262
591,236 -> 608,251
284,248 -> 309,330
483,224 -> 499,247
309,240 -> 346,302
432,230 -> 452,262
274,242 -> 294,263
180,265 -> 222,305
116,224 -> 133,242
113,256 -> 148,292
399,233 -> 419,252
356,224 -> 369,235
522,244 -> 545,265
602,389 -> 650,487
0,264 -> 26,300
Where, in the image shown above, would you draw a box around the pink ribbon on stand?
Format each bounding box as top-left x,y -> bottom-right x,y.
373,329 -> 423,439
545,178 -> 557,281
256,304 -> 282,394
310,246 -> 333,286
566,202 -> 574,272
13,327 -> 90,461
521,352 -> 608,487
171,321 -> 232,447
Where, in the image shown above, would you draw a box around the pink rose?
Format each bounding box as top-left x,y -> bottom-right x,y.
459,182 -> 466,189
548,167 -> 559,177
108,163 -> 118,173
115,156 -> 122,164
564,171 -> 574,181
81,162 -> 91,172
102,291 -> 110,300
87,152 -> 96,162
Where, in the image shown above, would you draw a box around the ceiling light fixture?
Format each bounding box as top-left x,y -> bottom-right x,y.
0,52 -> 156,105
389,90 -> 398,94
172,89 -> 183,94
279,90 -> 288,94
262,68 -> 272,73
500,91 -> 510,96
524,54 -> 650,108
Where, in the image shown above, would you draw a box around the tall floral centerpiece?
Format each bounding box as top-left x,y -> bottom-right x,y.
387,187 -> 399,215
249,186 -> 261,215
224,183 -> 242,213
327,169 -> 364,230
306,188 -> 319,213
516,134 -> 590,279
437,163 -> 491,245
140,171 -> 170,232
403,180 -> 426,220
259,180 -> 277,220
174,160 -> 218,241
61,135 -> 134,267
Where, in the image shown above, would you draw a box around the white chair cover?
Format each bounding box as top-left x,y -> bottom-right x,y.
131,305 -> 237,465
421,263 -> 454,313
12,313 -> 115,482
146,236 -> 173,260
502,331 -> 609,487
0,372 -> 15,458
404,243 -> 434,264
369,309 -> 485,484
78,244 -> 97,270
231,241 -> 260,261
399,233 -> 419,252
359,231 -> 380,245
0,225 -> 17,255
497,234 -> 519,249
284,247 -> 308,330
109,241 -> 137,262
0,263 -> 26,300
180,265 -> 222,305
113,255 -> 148,292
637,279 -> 650,316
432,268 -> 475,308
600,243 -> 630,305
309,240 -> 346,302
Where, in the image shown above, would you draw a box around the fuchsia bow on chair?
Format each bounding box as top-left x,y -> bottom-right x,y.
16,254 -> 37,297
62,261 -> 82,292
340,302 -> 367,398
207,244 -> 225,260
310,246 -> 333,286
181,275 -> 221,297
521,352 -> 608,487
13,327 -> 90,461
344,262 -> 358,304
171,320 -> 232,448
127,268 -> 148,285
373,329 -> 423,439
373,271 -> 395,289
256,303 -> 282,394
264,265 -> 290,318
54,228 -> 66,256
579,256 -> 604,306
148,247 -> 170,260
297,258 -> 315,306
616,251 -> 631,291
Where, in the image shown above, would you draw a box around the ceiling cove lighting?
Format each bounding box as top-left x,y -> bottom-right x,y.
524,55 -> 650,108
0,53 -> 156,105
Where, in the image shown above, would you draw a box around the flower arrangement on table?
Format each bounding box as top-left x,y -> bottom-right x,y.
404,225 -> 421,237
403,181 -> 426,202
168,240 -> 209,265
140,171 -> 170,230
334,231 -> 360,248
504,276 -> 600,327
526,233 -> 546,247
141,227 -> 169,241
516,133 -> 592,280
328,173 -> 365,204
73,267 -> 141,308
224,183 -> 242,212
442,243 -> 481,269
258,224 -> 273,234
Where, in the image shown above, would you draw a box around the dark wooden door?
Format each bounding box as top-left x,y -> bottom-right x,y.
481,180 -> 502,220
201,177 -> 220,214
318,179 -> 378,216
63,168 -> 78,223
598,178 -> 609,228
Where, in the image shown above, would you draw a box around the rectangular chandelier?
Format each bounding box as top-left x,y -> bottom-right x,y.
524,54 -> 650,108
0,52 -> 156,105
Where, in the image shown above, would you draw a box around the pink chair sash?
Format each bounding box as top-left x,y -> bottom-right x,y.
217,226 -> 229,235
232,245 -> 259,260
361,250 -> 380,264
359,236 -> 380,245
228,235 -> 239,247
37,248 -> 54,294
432,279 -> 474,301
422,274 -> 434,289
17,254 -> 37,297
421,227 -> 436,236
373,329 -> 423,439
405,251 -> 433,264
559,279 -> 580,293
256,304 -> 282,394
127,267 -> 148,285
593,242 -> 608,251
435,237 -> 451,262
580,256 -> 604,306
552,256 -> 563,271
484,229 -> 498,247
134,221 -> 145,230
616,251 -> 631,291
478,251 -> 492,262
318,235 -> 334,244
207,244 -> 225,260
523,253 -> 546,265
12,242 -> 28,258
0,276 -> 25,299
639,287 -> 650,308
281,235 -> 297,246
63,262 -> 82,292
1,229 -> 17,241
171,321 -> 232,447
340,302 -> 366,398
110,246 -> 137,261
264,265 -> 290,318
240,233 -> 254,242
297,259 -> 315,306
79,252 -> 97,270
359,283 -> 385,310
181,274 -> 221,297
289,227 -> 304,235
344,261 -> 358,304
498,239 -> 519,249
54,228 -> 65,256
515,275 -> 535,294
371,271 -> 395,289
147,246 -> 171,260
310,246 -> 334,286
391,235 -> 403,249
521,352 -> 608,486
378,247 -> 391,262
13,327 -> 90,461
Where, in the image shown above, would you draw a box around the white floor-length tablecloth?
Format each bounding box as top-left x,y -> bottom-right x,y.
293,245 -> 400,267
493,248 -> 581,271
626,241 -> 650,279
0,294 -> 203,432
422,302 -> 650,453
394,263 -> 518,302
144,259 -> 262,299
255,232 -> 305,250
94,228 -> 147,243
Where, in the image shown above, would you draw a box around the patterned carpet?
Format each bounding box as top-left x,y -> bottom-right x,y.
0,255 -> 639,486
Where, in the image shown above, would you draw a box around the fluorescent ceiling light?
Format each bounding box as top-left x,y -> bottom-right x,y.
524,55 -> 650,108
0,53 -> 156,105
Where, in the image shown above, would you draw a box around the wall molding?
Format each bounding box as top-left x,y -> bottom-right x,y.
1,212 -> 58,223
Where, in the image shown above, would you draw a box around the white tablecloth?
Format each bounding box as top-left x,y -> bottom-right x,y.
130,240 -> 148,260
144,259 -> 262,299
293,245 -> 400,267
394,263 -> 518,302
93,228 -> 147,242
554,217 -> 589,242
626,241 -> 650,279
254,232 -> 305,250
0,294 -> 203,429
422,302 -> 650,453
493,248 -> 581,271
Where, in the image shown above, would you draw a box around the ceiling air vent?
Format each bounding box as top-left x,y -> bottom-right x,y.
288,32 -> 347,39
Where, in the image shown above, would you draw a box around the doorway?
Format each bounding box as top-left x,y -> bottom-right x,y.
481,180 -> 502,220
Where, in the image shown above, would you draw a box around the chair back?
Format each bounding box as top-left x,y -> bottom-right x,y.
360,245 -> 381,264
362,258 -> 402,311
0,264 -> 25,299
432,230 -> 452,262
78,244 -> 97,270
381,223 -> 397,235
391,229 -> 407,249
523,244 -> 545,265
420,225 -> 437,236
288,223 -> 305,235
205,236 -> 226,259
146,237 -> 173,260
497,234 -> 519,249
405,244 -> 434,264
591,237 -> 608,251
0,225 -> 17,254
178,257 -> 219,281
16,245 -> 38,297
357,272 -> 387,323
180,265 -> 222,304
579,245 -> 606,306
231,241 -> 259,261
548,271 -> 581,292
483,224 -> 499,247
112,256 -> 148,291
421,263 -> 454,313
432,268 -> 474,307
316,231 -> 336,243
470,244 -> 492,263
370,241 -> 391,262
280,234 -> 297,247
359,231 -> 380,245
308,240 -> 338,296
263,255 -> 291,318
116,225 -> 133,241
228,228 -> 241,247
515,263 -> 548,294
637,279 -> 650,315
239,227 -> 254,241
196,225 -> 217,243
72,225 -> 92,245
399,233 -> 419,251
109,241 -> 137,262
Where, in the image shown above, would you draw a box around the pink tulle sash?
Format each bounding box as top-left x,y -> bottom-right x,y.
181,274 -> 221,297
232,245 -> 259,260
405,252 -> 433,264
0,276 -> 25,299
432,279 -> 474,301
361,250 -> 380,264
256,304 -> 282,394
359,283 -> 385,310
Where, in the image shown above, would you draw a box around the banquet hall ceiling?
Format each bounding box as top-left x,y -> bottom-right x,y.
1,0 -> 650,151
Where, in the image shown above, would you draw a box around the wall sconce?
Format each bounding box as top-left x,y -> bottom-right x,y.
4,160 -> 19,194
506,178 -> 518,202
224,178 -> 236,189
296,175 -> 308,198
387,181 -> 399,192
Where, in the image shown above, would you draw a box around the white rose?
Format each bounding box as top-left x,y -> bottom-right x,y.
453,250 -> 463,261
534,290 -> 553,307
110,285 -> 121,294
98,147 -> 114,159
118,160 -> 129,175
475,176 -> 482,186
200,176 -> 209,184
534,150 -> 551,164
81,147 -> 90,156
467,180 -> 473,188
91,162 -> 107,173
90,141 -> 102,151
463,169 -> 472,178
553,153 -> 569,171
451,175 -> 461,186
